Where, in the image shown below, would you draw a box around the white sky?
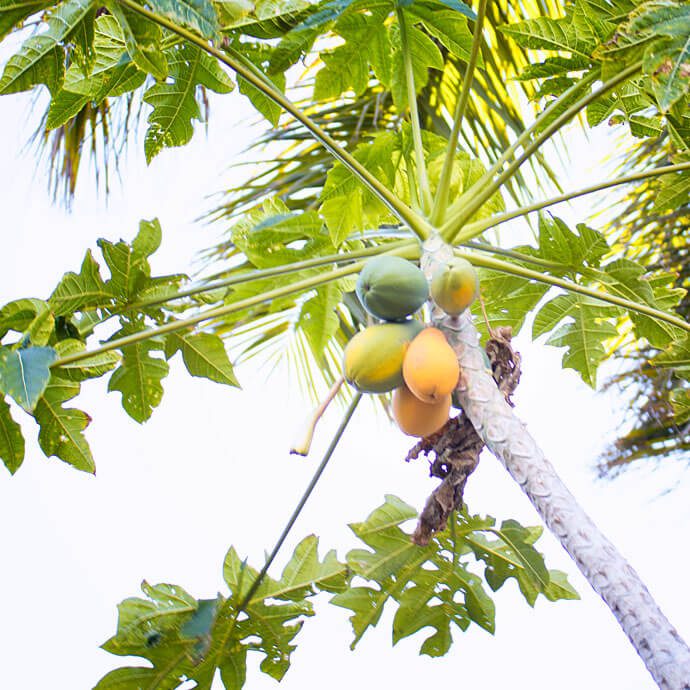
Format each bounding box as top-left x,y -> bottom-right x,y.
0,83 -> 689,690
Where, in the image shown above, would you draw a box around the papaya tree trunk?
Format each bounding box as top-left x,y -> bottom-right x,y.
441,310 -> 690,689
420,237 -> 690,689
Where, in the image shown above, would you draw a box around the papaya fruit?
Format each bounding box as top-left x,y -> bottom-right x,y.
402,327 -> 460,403
356,255 -> 429,321
343,320 -> 423,393
392,383 -> 451,437
430,258 -> 479,316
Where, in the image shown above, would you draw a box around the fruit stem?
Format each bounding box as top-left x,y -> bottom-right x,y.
290,377 -> 345,456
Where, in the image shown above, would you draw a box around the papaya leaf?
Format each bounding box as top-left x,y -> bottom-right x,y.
331,496 -> 576,654
313,42 -> 369,101
45,88 -> 90,130
472,269 -> 549,338
143,42 -> 234,163
0,298 -> 54,345
670,387 -> 690,424
655,336 -> 690,373
534,294 -> 619,387
595,258 -> 686,348
53,339 -> 120,381
148,0 -> 219,38
98,219 -> 162,303
105,0 -> 168,80
0,397 -> 25,475
656,169 -> 690,211
108,336 -> 169,423
518,55 -> 592,81
530,214 -> 609,272
0,0 -> 52,40
165,332 -> 240,387
390,22 -> 444,111
49,249 -> 112,316
629,3 -> 690,111
47,14 -> 146,129
406,5 -> 474,62
33,374 -> 94,472
237,70 -> 286,126
98,537 -> 346,689
297,283 -> 341,364
0,345 -> 57,412
0,0 -> 95,95
499,15 -> 594,59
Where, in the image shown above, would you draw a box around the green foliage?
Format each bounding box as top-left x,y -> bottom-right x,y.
612,1 -> 690,112
331,496 -> 577,654
49,249 -> 112,316
144,42 -> 233,162
471,215 -> 687,387
105,0 -> 169,79
150,0 -> 219,38
165,332 -> 239,386
0,0 -> 95,96
47,14 -> 147,129
108,332 -> 170,423
34,374 -> 94,472
0,0 -> 51,40
0,397 -> 24,474
0,218 -> 241,473
534,294 -> 619,387
97,536 -> 348,689
0,346 -> 57,412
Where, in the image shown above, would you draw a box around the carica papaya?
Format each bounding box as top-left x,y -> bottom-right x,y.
343,320 -> 423,393
430,258 -> 479,316
356,255 -> 429,321
403,327 -> 460,403
392,383 -> 451,437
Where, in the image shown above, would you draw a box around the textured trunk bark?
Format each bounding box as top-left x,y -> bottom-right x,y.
421,238 -> 690,689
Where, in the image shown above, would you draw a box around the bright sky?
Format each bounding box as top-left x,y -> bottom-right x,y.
0,83 -> 689,690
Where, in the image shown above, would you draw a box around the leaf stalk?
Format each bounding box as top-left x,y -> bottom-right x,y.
52,244 -> 420,368
457,160 -> 690,241
456,249 -> 690,333
397,8 -> 433,216
430,0 -> 489,226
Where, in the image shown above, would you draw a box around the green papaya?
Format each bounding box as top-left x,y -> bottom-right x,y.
343,320 -> 424,393
356,256 -> 429,321
430,258 -> 479,316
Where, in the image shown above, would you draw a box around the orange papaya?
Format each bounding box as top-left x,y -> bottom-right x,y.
402,327 -> 460,403
392,384 -> 451,437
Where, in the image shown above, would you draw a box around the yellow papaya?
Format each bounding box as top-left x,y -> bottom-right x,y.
392,384 -> 451,437
430,258 -> 479,316
356,255 -> 429,321
343,320 -> 423,393
403,327 -> 460,403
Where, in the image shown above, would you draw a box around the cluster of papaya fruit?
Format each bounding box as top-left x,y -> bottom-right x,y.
343,254 -> 479,437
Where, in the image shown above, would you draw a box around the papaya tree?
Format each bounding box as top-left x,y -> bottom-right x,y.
1,0 -> 690,688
